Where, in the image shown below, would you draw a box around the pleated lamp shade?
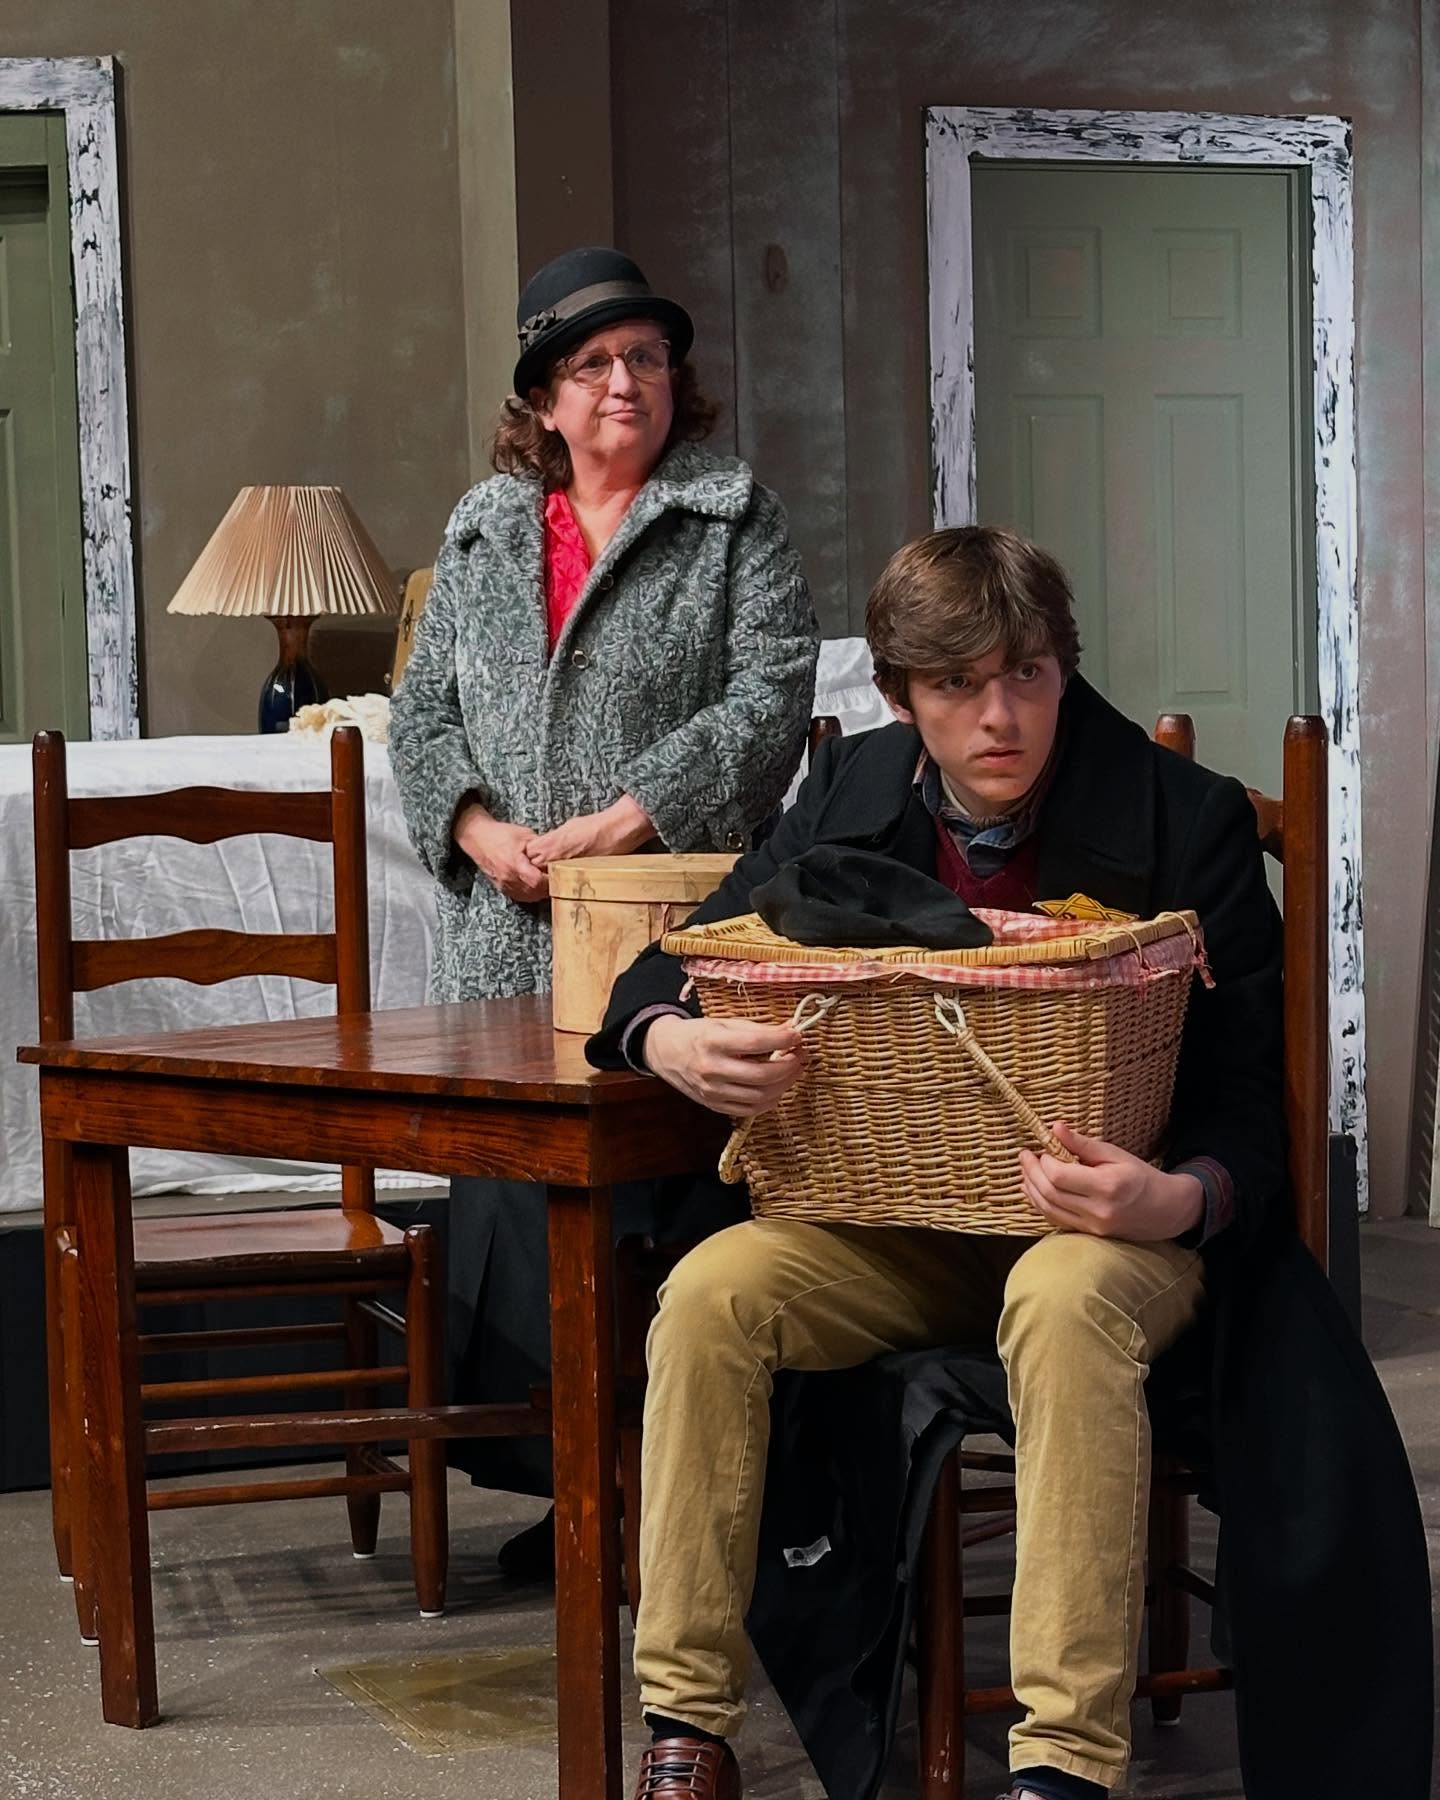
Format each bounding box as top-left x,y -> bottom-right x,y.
169,487 -> 399,732
167,486 -> 399,619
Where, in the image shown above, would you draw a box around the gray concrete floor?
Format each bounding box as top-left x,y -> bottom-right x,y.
2,1219 -> 1436,1799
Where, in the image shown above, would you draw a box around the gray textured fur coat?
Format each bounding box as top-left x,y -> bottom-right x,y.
389,442 -> 820,1002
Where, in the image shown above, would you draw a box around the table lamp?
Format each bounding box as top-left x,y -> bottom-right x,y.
168,485 -> 400,732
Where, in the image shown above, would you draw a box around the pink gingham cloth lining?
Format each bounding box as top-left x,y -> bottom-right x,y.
680,907 -> 1208,993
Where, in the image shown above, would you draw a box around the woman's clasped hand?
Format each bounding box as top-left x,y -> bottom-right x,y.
452,803 -> 548,903
454,793 -> 659,902
523,792 -> 657,870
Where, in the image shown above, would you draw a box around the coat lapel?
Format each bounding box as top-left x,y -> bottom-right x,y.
457,475 -> 549,661
1033,676 -> 1156,915
811,722 -> 938,877
551,443 -> 753,661
462,473 -> 543,574
459,444 -> 755,665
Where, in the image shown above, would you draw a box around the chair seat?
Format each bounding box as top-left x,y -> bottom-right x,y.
134,1206 -> 409,1287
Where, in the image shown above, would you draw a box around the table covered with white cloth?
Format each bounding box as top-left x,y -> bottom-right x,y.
0,734 -> 439,1212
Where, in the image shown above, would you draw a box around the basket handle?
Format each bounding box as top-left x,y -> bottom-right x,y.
932,994 -> 1076,1162
718,991 -> 838,1185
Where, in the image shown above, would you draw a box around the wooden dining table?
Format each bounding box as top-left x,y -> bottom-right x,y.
19,995 -> 726,1800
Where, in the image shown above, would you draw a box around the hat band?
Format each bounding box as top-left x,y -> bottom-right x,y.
518,279 -> 659,349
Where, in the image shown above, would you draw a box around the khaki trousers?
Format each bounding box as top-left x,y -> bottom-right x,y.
634,1218 -> 1205,1789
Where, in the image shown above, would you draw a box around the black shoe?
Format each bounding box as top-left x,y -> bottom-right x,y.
497,1506 -> 555,1583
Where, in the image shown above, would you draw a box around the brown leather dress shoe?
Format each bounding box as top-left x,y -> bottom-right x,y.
633,1737 -> 741,1798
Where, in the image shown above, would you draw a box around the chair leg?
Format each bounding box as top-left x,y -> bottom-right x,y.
344,1298 -> 382,1557
1147,1470 -> 1190,1724
614,1235 -> 653,1627
404,1227 -> 448,1617
619,1425 -> 643,1625
917,1450 -> 965,1797
59,1233 -> 97,1643
44,1141 -> 75,1579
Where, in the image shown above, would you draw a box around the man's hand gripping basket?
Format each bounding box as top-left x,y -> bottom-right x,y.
660,907 -> 1207,1235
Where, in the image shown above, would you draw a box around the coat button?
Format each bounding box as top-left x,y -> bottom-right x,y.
571,648 -> 589,669
725,831 -> 744,852
597,572 -> 615,592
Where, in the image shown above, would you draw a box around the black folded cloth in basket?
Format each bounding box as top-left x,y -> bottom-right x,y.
750,845 -> 994,952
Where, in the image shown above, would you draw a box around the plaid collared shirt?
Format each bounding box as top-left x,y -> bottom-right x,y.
913,750 -> 1050,876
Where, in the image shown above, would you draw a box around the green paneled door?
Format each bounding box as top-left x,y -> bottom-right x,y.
0,113 -> 88,743
972,163 -> 1313,799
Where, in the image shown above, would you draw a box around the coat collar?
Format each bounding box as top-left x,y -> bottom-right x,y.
1032,675 -> 1156,914
453,444 -> 753,661
814,677 -> 1157,914
450,441 -> 752,574
808,721 -> 938,874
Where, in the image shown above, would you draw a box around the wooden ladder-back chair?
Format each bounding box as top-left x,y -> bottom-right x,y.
912,712 -> 1329,1795
34,724 -> 447,1641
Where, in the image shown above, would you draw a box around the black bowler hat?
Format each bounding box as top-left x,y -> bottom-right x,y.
512,246 -> 694,395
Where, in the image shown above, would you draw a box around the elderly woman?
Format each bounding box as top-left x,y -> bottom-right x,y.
390,246 -> 819,1560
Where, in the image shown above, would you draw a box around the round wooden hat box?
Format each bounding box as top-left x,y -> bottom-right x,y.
549,854 -> 737,1035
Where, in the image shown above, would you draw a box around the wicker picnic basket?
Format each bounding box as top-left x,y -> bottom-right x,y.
659,907 -> 1206,1235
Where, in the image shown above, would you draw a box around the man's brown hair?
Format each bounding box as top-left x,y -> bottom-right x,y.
865,526 -> 1082,703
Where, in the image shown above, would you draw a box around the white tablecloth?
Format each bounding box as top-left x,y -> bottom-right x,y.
0,643 -> 889,1214
0,734 -> 438,1213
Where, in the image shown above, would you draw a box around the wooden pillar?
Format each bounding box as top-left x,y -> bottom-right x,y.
454,0 -> 520,472
509,0 -> 614,279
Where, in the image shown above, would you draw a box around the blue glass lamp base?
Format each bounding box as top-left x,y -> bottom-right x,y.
259,616 -> 329,733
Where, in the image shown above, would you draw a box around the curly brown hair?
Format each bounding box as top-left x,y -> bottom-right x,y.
866,526 -> 1083,704
490,361 -> 719,488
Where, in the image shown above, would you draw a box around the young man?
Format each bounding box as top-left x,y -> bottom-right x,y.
587,528 -> 1422,1800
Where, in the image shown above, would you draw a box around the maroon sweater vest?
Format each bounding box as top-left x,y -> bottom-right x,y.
932,816 -> 1040,914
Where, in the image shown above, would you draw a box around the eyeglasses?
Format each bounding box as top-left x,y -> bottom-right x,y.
560,339 -> 672,389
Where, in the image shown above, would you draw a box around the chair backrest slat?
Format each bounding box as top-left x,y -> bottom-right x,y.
1154,711 -> 1329,1269
1247,789 -> 1284,861
72,931 -> 339,993
68,787 -> 333,850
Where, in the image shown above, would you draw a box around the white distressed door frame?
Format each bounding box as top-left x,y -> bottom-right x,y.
0,56 -> 137,739
926,105 -> 1365,1204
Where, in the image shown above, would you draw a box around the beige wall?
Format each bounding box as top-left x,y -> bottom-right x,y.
608,0 -> 1438,1221
2,0 -> 473,733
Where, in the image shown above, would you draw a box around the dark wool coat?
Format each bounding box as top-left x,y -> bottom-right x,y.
591,675 -> 1434,1800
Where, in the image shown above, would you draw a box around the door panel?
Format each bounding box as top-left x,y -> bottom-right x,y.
973,163 -> 1309,798
1154,395 -> 1246,703
1012,396 -> 1108,687
0,112 -> 88,743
